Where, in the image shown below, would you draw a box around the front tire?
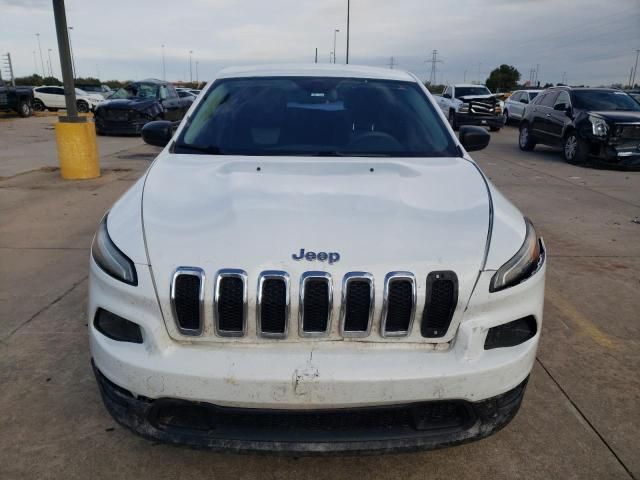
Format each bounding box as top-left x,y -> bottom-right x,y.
17,100 -> 32,117
490,126 -> 501,132
77,101 -> 89,113
32,99 -> 45,112
519,123 -> 536,151
504,109 -> 510,125
563,132 -> 588,165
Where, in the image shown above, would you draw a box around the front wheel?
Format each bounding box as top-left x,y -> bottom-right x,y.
17,100 -> 33,117
519,124 -> 536,151
563,132 -> 588,165
503,109 -> 510,125
490,126 -> 501,132
77,101 -> 89,113
32,99 -> 45,112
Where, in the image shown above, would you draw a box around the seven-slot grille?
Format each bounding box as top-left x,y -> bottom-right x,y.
421,271 -> 458,338
170,268 -> 459,340
170,268 -> 205,336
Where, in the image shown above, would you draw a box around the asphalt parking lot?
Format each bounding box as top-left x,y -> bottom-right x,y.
1,115 -> 638,479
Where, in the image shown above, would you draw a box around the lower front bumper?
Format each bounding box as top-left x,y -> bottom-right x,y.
95,119 -> 147,135
94,362 -> 529,454
455,113 -> 505,128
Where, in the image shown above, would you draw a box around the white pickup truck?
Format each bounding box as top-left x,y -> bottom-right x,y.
436,84 -> 505,131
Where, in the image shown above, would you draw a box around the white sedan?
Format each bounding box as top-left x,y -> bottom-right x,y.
89,64 -> 546,454
33,85 -> 104,113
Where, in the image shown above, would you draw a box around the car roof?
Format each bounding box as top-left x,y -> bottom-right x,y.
215,64 -> 416,82
452,84 -> 488,88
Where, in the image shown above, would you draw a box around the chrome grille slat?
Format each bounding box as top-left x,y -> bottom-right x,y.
299,272 -> 332,337
170,267 -> 205,336
340,272 -> 374,337
257,271 -> 290,338
380,272 -> 416,337
214,269 -> 248,337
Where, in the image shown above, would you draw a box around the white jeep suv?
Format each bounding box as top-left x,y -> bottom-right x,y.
89,65 -> 546,454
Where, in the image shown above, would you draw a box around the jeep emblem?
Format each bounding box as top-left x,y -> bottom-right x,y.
292,248 -> 340,264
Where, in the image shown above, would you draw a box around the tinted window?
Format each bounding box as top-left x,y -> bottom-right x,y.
539,91 -> 559,107
529,91 -> 539,100
554,91 -> 570,107
176,77 -> 457,157
572,90 -> 640,111
454,86 -> 491,98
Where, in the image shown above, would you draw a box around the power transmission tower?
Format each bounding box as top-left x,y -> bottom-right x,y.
426,50 -> 443,85
632,49 -> 640,87
388,56 -> 396,69
1,53 -> 15,86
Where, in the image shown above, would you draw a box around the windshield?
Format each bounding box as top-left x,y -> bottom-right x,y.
573,91 -> 640,111
175,77 -> 457,157
110,83 -> 158,100
75,88 -> 87,96
455,86 -> 491,98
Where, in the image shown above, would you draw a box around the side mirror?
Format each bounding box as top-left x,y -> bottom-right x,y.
554,103 -> 571,114
459,125 -> 491,152
443,93 -> 451,99
519,98 -> 529,104
141,120 -> 173,147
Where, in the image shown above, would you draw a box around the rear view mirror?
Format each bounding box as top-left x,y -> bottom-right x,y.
554,103 -> 569,112
141,120 -> 173,147
459,126 -> 491,152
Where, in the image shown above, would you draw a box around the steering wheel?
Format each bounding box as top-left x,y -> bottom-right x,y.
347,131 -> 403,151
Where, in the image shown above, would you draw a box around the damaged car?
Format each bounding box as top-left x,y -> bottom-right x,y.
89,65 -> 546,454
519,87 -> 640,169
94,79 -> 193,135
436,84 -> 505,131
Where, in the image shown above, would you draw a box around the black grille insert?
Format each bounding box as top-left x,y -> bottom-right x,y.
421,271 -> 458,338
383,278 -> 414,335
216,275 -> 245,334
172,270 -> 203,334
259,276 -> 288,336
301,277 -> 331,334
343,277 -> 373,334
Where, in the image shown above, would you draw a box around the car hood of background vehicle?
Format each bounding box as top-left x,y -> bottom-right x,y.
100,98 -> 158,110
142,154 -> 492,319
587,111 -> 640,123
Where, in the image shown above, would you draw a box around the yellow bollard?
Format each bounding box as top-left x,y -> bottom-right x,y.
54,119 -> 100,179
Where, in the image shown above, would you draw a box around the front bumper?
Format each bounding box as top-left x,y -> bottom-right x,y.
94,362 -> 529,454
455,113 -> 505,128
95,117 -> 149,135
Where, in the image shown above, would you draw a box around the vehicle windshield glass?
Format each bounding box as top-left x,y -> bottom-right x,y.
572,91 -> 640,111
75,88 -> 87,96
175,77 -> 457,157
110,83 -> 159,100
455,86 -> 491,98
529,92 -> 539,99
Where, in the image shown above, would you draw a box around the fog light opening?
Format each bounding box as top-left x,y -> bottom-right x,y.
484,316 -> 537,350
94,308 -> 143,344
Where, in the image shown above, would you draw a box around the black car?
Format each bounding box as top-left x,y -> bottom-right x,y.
518,87 -> 640,168
0,79 -> 33,117
94,79 -> 193,135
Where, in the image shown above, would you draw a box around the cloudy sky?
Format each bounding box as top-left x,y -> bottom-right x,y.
1,0 -> 639,86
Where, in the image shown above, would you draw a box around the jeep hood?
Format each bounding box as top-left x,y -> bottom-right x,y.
142,154 -> 492,337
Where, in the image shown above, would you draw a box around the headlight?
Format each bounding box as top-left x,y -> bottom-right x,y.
458,103 -> 469,113
490,218 -> 543,292
91,215 -> 138,285
589,115 -> 609,137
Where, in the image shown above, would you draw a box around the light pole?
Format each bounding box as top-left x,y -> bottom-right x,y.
68,26 -> 76,78
333,29 -> 340,64
47,48 -> 54,77
32,50 -> 38,75
195,61 -> 199,84
346,0 -> 350,64
189,50 -> 193,83
36,33 -> 46,77
161,44 -> 166,81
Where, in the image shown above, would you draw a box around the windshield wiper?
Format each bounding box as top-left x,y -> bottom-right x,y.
173,143 -> 223,155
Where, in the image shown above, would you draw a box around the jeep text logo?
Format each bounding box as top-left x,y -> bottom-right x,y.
292,248 -> 340,264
